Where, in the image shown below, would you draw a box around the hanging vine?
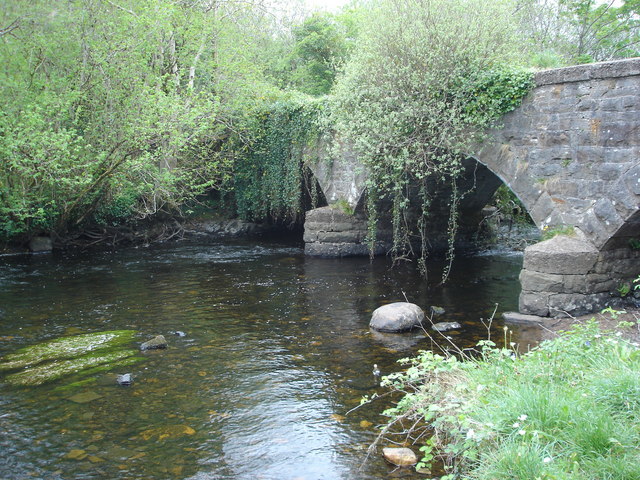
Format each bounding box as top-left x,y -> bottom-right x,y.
331,0 -> 534,281
232,96 -> 326,225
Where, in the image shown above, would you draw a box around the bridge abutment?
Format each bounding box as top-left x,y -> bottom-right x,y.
519,234 -> 640,317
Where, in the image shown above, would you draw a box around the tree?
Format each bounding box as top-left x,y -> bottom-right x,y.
330,0 -> 532,276
0,0 -> 281,242
559,0 -> 640,62
517,0 -> 640,64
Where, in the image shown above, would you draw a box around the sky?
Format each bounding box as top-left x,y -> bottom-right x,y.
305,0 -> 350,12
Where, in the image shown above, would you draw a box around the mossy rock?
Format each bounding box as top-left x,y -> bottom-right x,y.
0,330 -> 136,371
0,330 -> 144,386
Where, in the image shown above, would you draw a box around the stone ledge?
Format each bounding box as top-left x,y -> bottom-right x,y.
522,235 -> 598,274
503,312 -> 553,324
535,58 -> 640,86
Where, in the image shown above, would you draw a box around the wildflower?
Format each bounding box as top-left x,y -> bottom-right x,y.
518,429 -> 526,436
512,422 -> 520,428
466,429 -> 476,440
543,457 -> 552,464
518,414 -> 528,421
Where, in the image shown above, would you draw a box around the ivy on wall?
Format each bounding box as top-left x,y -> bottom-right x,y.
232,97 -> 325,224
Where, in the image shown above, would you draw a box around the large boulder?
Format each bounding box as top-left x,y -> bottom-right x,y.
369,302 -> 424,333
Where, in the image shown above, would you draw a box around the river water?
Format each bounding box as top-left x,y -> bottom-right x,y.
0,239 -> 538,479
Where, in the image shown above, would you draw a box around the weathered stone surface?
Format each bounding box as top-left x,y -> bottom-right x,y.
370,302 -> 424,333
304,206 -> 391,257
519,292 -> 550,317
547,293 -> 611,317
519,270 -> 564,293
503,312 -> 550,324
140,335 -> 168,351
116,373 -> 132,386
522,235 -> 598,275
431,321 -> 462,332
382,447 -> 418,467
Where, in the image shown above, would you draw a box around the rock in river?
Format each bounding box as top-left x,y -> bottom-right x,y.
0,330 -> 143,386
140,335 -> 168,351
369,302 -> 424,333
382,447 -> 417,466
116,373 -> 133,386
432,321 -> 462,332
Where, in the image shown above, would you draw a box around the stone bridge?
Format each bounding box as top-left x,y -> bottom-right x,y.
304,58 -> 640,317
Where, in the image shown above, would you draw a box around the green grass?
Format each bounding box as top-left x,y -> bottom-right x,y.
376,320 -> 640,480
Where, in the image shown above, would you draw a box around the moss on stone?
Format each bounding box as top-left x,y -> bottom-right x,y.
0,330 -> 136,371
5,349 -> 141,386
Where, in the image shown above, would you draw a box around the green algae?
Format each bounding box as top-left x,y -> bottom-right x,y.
0,330 -> 144,386
56,356 -> 145,391
0,330 -> 136,371
5,349 -> 142,386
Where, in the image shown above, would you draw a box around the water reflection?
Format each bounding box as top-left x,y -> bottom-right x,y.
0,240 -> 527,479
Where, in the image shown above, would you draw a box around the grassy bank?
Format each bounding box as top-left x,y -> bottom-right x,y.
376,316 -> 640,479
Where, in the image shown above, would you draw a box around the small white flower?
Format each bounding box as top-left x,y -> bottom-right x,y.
543,457 -> 552,464
518,414 -> 528,421
518,429 -> 526,436
512,422 -> 520,428
466,429 -> 476,440
615,331 -> 622,337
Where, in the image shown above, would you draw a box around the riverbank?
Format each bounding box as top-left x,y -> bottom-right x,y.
376,307 -> 640,479
538,307 -> 640,344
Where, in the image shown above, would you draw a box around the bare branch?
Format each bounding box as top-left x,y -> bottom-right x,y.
0,18 -> 21,37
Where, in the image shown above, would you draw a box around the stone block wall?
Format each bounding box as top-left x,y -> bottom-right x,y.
520,234 -> 640,317
303,206 -> 391,257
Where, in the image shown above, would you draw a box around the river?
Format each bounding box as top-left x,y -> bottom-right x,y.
0,238 -> 539,479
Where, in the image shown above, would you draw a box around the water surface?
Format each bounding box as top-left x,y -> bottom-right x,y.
0,239 -> 529,479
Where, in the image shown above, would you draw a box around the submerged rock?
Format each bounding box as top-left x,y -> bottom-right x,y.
140,335 -> 168,351
116,373 -> 133,386
382,447 -> 417,466
430,306 -> 446,316
0,330 -> 144,386
432,321 -> 462,332
67,391 -> 102,404
0,330 -> 137,371
5,349 -> 142,386
370,302 -> 424,333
